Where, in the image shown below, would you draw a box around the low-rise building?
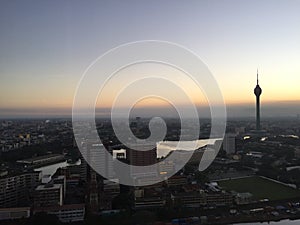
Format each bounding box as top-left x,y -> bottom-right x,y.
16,154 -> 64,166
205,191 -> 233,206
0,207 -> 30,221
33,204 -> 85,223
135,197 -> 166,209
235,192 -> 253,205
173,193 -> 206,208
173,189 -> 233,207
134,187 -> 166,209
167,175 -> 187,187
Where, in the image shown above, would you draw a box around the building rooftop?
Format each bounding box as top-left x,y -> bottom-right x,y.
36,183 -> 62,191
16,154 -> 64,164
33,203 -> 85,212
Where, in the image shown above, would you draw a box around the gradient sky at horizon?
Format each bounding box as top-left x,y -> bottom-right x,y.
0,0 -> 300,117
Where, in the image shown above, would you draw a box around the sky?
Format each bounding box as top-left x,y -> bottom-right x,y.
0,0 -> 300,118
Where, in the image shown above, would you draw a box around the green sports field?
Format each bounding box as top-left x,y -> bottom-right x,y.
218,176 -> 300,201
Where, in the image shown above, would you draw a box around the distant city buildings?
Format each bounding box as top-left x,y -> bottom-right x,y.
0,120 -> 63,152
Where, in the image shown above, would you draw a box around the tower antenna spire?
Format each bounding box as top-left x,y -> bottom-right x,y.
257,68 -> 259,85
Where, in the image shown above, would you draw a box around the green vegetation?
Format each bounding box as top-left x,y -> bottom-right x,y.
218,176 -> 300,201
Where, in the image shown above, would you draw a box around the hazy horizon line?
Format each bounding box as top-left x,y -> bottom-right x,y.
0,100 -> 299,119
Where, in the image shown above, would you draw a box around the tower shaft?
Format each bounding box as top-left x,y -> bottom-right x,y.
256,95 -> 260,130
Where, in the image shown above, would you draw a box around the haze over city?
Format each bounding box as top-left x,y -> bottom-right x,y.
1,0 -> 300,118
2,1 -> 300,225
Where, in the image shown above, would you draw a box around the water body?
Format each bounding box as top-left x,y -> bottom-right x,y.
157,138 -> 220,158
234,219 -> 300,225
34,160 -> 80,176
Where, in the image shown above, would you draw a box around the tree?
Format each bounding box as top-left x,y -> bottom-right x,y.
194,171 -> 209,184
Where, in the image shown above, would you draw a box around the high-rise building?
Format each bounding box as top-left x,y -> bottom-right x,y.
254,70 -> 262,130
52,175 -> 66,198
88,170 -> 99,213
82,141 -> 114,180
78,154 -> 88,182
223,134 -> 236,155
100,179 -> 120,210
0,171 -> 41,207
126,144 -> 157,178
34,183 -> 63,207
127,144 -> 157,166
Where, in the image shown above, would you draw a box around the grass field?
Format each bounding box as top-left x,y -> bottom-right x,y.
218,176 -> 300,201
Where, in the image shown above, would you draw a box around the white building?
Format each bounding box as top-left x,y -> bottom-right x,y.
223,134 -> 236,154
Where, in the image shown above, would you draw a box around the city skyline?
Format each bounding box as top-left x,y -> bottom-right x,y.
1,0 -> 300,118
